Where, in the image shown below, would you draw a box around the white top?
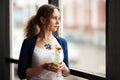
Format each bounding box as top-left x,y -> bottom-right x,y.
29,46 -> 64,80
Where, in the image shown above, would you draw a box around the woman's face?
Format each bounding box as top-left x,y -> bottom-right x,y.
47,9 -> 60,32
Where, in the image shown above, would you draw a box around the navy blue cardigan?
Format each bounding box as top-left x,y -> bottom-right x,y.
18,35 -> 69,79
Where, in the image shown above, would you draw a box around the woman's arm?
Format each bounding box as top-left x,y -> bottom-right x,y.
26,65 -> 44,78
18,39 -> 30,79
58,62 -> 70,77
26,62 -> 60,78
60,38 -> 70,76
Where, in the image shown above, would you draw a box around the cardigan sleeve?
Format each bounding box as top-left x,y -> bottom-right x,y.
63,39 -> 69,68
60,38 -> 69,68
18,39 -> 31,79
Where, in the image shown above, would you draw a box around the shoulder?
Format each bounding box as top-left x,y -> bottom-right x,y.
23,35 -> 38,43
21,35 -> 37,48
54,35 -> 68,47
59,36 -> 67,42
55,35 -> 67,43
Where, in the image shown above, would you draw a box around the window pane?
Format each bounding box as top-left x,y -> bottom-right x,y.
63,0 -> 106,75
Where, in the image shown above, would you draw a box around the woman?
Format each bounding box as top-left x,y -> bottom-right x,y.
18,4 -> 69,80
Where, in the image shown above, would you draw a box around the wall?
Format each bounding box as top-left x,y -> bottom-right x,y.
106,0 -> 120,80
0,0 -> 10,80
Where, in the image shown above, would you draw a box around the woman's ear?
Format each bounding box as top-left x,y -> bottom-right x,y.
40,17 -> 46,24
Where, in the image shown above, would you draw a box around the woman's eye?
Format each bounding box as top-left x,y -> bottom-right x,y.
52,17 -> 56,19
51,16 -> 60,20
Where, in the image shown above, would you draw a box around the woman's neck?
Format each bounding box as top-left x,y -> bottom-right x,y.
39,30 -> 53,40
44,32 -> 53,40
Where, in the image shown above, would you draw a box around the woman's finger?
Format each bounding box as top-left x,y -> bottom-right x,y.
46,63 -> 59,72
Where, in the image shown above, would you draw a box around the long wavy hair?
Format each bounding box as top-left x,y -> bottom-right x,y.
24,4 -> 59,38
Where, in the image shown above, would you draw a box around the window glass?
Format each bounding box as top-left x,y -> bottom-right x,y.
63,0 -> 106,75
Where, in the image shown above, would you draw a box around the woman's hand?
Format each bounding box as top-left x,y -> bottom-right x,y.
26,62 -> 59,78
58,62 -> 70,77
42,62 -> 59,72
42,62 -> 69,76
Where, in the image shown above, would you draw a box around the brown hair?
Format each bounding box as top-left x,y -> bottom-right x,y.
25,4 -> 59,38
24,15 -> 39,38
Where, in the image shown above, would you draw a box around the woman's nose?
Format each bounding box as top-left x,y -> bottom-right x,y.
56,20 -> 59,24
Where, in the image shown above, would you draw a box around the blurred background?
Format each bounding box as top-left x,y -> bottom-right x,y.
11,0 -> 105,80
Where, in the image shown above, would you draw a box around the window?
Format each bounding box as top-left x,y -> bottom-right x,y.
62,0 -> 105,75
10,0 -> 105,79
